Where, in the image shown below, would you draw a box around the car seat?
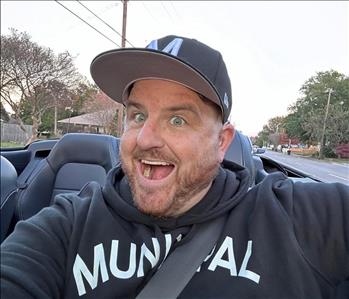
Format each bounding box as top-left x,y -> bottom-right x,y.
225,131 -> 257,187
1,156 -> 18,242
14,133 -> 120,222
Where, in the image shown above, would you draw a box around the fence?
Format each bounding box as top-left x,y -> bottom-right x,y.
1,122 -> 33,144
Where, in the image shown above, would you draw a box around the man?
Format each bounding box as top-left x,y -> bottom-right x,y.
1,35 -> 348,298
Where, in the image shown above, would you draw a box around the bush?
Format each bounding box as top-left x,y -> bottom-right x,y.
323,146 -> 337,158
311,152 -> 319,158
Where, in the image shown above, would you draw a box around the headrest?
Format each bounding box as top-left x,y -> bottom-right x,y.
47,133 -> 120,172
1,155 -> 18,205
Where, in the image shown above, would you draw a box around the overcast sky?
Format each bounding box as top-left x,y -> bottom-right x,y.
1,1 -> 348,136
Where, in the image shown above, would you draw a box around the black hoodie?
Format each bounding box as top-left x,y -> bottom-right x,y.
1,161 -> 348,299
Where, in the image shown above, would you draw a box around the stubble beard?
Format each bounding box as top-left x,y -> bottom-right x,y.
121,148 -> 220,218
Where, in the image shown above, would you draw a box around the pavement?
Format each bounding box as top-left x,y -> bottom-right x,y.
262,150 -> 349,185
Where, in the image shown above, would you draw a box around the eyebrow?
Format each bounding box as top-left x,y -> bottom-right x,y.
165,104 -> 201,118
126,99 -> 201,118
125,100 -> 143,110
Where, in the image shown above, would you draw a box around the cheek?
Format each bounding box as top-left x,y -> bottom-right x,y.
173,133 -> 220,162
120,131 -> 137,158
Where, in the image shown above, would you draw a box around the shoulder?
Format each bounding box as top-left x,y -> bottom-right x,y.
52,181 -> 105,218
247,172 -> 349,214
252,171 -> 348,200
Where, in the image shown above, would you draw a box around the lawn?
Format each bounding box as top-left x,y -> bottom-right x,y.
0,141 -> 25,148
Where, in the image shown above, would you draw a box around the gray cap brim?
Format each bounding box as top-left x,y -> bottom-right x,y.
90,48 -> 222,113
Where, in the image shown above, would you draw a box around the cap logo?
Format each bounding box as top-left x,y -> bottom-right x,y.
223,92 -> 229,108
147,38 -> 184,56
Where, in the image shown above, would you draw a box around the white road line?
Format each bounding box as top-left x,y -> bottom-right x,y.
332,163 -> 349,168
328,173 -> 349,181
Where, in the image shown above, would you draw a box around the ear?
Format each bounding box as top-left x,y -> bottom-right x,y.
218,123 -> 235,163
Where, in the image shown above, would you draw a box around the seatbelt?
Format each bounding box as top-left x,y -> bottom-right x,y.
15,158 -> 44,220
136,216 -> 226,299
17,158 -> 43,190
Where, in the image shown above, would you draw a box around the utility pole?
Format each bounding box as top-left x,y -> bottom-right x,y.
121,0 -> 128,48
319,88 -> 333,159
118,0 -> 128,136
54,105 -> 58,136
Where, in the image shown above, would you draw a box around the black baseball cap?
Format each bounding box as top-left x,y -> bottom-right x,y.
90,35 -> 232,122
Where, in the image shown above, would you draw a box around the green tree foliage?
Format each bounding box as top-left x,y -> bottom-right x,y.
254,116 -> 285,147
40,82 -> 98,136
287,70 -> 349,152
283,111 -> 309,143
257,70 -> 348,158
254,125 -> 270,147
0,29 -> 81,143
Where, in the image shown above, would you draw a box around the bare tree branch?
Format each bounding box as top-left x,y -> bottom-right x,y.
0,29 -> 82,142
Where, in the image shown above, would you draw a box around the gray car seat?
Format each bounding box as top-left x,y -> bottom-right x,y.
224,130 -> 257,187
14,133 -> 120,222
1,156 -> 18,242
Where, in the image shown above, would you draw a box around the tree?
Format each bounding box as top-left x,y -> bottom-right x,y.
286,70 -> 349,157
254,124 -> 271,147
82,90 -> 124,136
254,116 -> 285,148
0,29 -> 81,143
0,102 -> 10,122
283,111 -> 310,144
20,81 -> 97,137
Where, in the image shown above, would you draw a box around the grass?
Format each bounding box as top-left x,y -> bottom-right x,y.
292,152 -> 349,164
0,141 -> 25,148
322,157 -> 349,164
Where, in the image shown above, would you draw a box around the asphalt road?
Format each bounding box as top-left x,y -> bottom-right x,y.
261,150 -> 349,185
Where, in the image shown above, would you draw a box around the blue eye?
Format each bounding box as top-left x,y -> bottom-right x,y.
134,113 -> 146,123
170,116 -> 186,127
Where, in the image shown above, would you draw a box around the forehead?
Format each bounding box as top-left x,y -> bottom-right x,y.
129,79 -> 200,100
126,79 -> 220,117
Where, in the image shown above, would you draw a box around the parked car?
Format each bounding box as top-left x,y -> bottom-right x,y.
252,146 -> 266,154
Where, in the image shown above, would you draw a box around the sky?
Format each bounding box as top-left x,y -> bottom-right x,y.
1,1 -> 348,136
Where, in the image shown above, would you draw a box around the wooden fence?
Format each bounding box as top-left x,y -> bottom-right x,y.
1,123 -> 32,144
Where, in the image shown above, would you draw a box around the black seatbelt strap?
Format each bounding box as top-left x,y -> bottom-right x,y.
16,158 -> 43,189
136,216 -> 226,299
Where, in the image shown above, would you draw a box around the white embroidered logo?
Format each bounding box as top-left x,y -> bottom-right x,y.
147,38 -> 184,56
223,92 -> 229,108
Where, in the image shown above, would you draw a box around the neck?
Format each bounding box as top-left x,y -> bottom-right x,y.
166,182 -> 213,217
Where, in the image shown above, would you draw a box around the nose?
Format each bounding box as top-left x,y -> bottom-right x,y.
136,119 -> 165,150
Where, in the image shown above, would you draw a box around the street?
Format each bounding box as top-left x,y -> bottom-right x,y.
262,150 -> 349,185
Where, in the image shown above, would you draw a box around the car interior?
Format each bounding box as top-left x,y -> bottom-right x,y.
0,131 -> 262,240
0,132 -> 347,298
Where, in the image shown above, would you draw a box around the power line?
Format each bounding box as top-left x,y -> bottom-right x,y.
160,1 -> 175,23
76,0 -> 135,47
142,2 -> 159,25
169,1 -> 182,20
54,0 -> 120,47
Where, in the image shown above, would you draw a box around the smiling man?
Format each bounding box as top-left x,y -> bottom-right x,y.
1,35 -> 348,299
121,79 -> 232,217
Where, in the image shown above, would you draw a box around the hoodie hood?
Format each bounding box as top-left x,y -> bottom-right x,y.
102,160 -> 250,230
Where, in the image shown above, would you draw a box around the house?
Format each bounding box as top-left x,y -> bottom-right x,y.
58,108 -> 124,136
58,91 -> 124,136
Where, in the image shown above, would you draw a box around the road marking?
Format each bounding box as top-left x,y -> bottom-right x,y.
328,173 -> 349,181
332,163 -> 349,168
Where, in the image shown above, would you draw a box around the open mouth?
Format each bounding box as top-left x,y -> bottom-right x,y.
140,159 -> 175,180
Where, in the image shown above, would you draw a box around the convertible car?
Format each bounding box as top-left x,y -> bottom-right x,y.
0,131 -> 347,298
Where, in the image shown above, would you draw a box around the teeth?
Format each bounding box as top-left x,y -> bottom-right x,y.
141,160 -> 170,166
143,165 -> 151,178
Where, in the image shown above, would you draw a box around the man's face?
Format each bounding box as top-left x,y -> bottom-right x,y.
120,79 -> 234,217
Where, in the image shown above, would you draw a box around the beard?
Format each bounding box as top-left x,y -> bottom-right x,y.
120,146 -> 220,218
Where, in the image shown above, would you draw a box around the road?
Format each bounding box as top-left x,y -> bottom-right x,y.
261,150 -> 349,185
